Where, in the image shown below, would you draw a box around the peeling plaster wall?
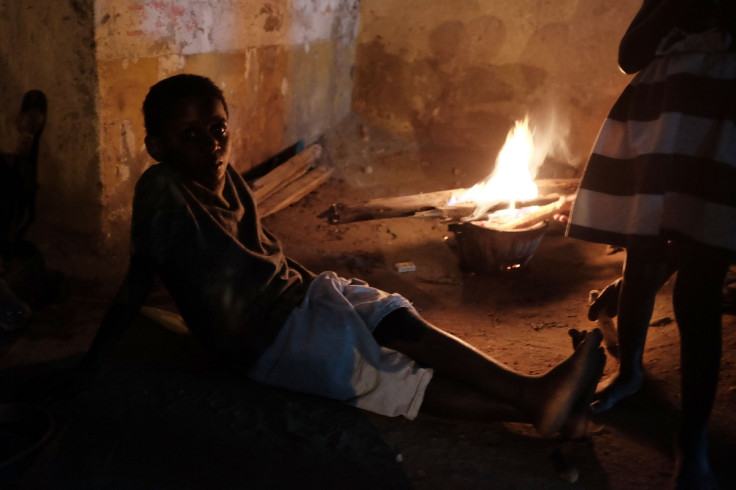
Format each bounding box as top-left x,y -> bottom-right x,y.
0,0 -> 359,255
353,0 -> 642,171
0,0 -> 100,244
95,0 -> 359,252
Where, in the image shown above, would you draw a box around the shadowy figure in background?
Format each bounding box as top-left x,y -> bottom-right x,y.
0,90 -> 61,332
0,90 -> 46,256
564,0 -> 736,488
39,74 -> 607,442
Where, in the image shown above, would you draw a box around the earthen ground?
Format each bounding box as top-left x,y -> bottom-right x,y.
1,116 -> 735,489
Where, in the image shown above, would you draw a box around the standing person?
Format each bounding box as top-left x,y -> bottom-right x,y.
566,0 -> 736,487
65,74 -> 607,441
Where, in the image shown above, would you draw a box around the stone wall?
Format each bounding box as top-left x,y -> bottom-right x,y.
353,0 -> 641,171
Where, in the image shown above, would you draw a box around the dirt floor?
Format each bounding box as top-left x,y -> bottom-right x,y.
1,115 -> 735,489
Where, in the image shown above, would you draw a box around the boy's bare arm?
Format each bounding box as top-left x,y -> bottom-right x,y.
79,254 -> 157,374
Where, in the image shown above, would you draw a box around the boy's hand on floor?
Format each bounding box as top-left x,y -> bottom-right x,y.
15,368 -> 94,403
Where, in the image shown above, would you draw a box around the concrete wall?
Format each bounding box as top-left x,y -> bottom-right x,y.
0,0 -> 100,245
96,0 -> 359,252
1,0 -> 643,256
353,0 -> 642,171
0,0 -> 359,255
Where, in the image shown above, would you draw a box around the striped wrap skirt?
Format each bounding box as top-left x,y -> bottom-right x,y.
567,28 -> 736,253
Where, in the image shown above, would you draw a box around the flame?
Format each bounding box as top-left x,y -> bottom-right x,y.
450,116 -> 539,213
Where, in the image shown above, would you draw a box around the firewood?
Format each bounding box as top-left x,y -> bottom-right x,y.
494,196 -> 566,230
319,189 -> 466,224
535,178 -> 580,196
320,189 -> 563,225
259,166 -> 333,217
251,144 -> 323,203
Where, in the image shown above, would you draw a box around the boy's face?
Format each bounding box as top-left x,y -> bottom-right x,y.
146,94 -> 231,192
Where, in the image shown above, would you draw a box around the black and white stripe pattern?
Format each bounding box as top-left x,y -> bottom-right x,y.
568,28 -> 736,252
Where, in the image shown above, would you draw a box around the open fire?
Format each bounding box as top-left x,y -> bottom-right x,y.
448,115 -> 565,272
449,116 -> 540,222
319,112 -> 578,272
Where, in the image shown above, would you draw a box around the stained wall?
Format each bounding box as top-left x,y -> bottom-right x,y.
0,0 -> 100,244
1,0 -> 644,256
353,0 -> 641,169
0,0 -> 359,254
95,0 -> 360,252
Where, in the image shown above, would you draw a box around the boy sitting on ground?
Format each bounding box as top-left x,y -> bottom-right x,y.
79,74 -> 605,436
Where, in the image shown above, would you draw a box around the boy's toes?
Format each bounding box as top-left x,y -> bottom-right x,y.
567,329 -> 586,349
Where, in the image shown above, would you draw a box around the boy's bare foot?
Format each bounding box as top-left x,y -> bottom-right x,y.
530,328 -> 606,437
590,369 -> 643,414
559,373 -> 601,439
560,329 -> 604,439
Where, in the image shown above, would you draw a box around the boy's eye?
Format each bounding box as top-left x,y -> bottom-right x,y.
181,128 -> 197,140
212,124 -> 227,137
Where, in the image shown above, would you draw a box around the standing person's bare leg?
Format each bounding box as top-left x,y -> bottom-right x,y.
672,244 -> 728,490
592,247 -> 669,413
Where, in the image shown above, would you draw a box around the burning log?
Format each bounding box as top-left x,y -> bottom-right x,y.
535,178 -> 580,197
319,183 -> 575,225
491,195 -> 568,230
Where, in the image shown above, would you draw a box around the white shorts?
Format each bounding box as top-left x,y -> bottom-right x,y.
247,271 -> 433,420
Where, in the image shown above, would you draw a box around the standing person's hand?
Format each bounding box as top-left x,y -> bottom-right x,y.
553,194 -> 576,224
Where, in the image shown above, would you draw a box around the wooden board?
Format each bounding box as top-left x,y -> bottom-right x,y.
250,144 -> 323,203
259,166 -> 334,217
318,178 -> 578,224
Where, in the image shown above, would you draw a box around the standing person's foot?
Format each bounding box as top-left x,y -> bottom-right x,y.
587,278 -> 622,321
590,369 -> 643,414
674,429 -> 719,490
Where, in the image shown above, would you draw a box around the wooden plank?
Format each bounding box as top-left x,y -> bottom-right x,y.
318,179 -> 579,225
535,178 -> 579,196
259,166 -> 333,217
319,189 -> 564,224
251,144 -> 323,203
495,196 -> 566,230
318,188 -> 466,224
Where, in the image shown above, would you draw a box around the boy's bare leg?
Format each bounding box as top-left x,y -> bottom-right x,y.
592,248 -> 669,413
561,329 -> 605,438
374,309 -> 606,436
671,244 -> 727,490
420,374 -> 527,422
